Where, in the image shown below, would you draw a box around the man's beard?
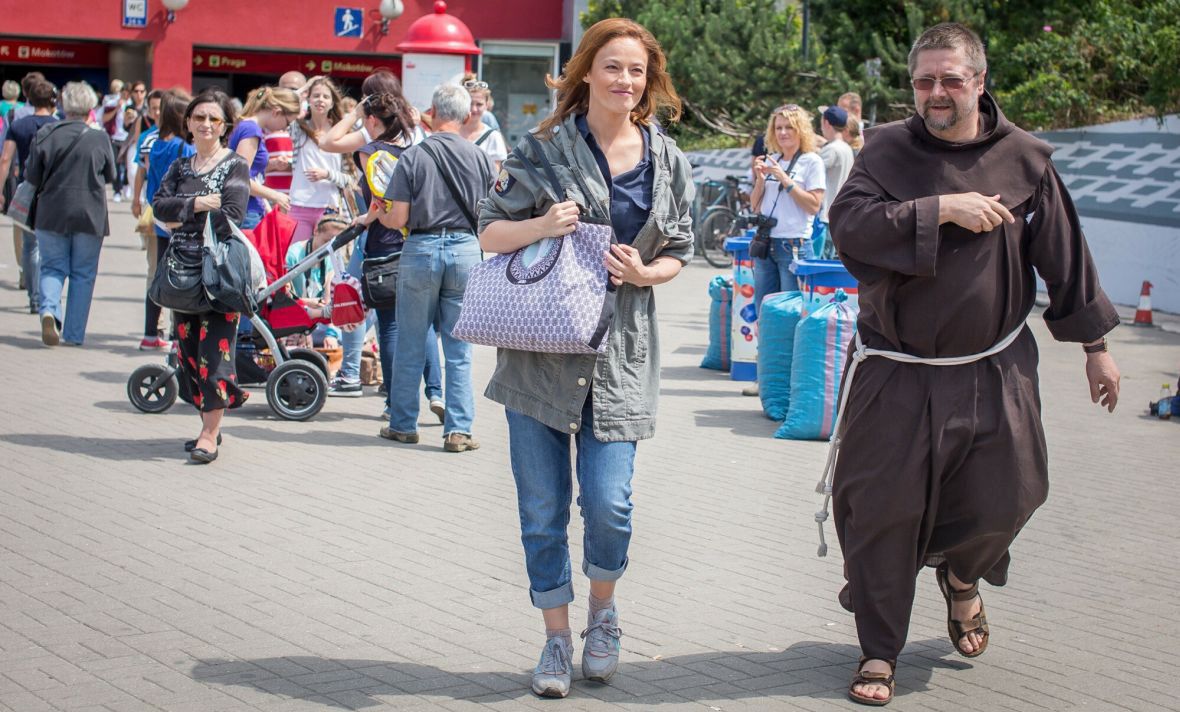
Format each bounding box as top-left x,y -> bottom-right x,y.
921,94 -> 977,132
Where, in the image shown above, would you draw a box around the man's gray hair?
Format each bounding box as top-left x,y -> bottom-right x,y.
2,80 -> 19,101
908,22 -> 987,76
432,83 -> 471,124
61,82 -> 99,119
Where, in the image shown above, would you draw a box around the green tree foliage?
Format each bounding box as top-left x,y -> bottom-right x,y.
580,1 -> 1179,138
581,0 -> 852,141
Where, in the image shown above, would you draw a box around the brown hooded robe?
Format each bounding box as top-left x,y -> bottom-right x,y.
827,93 -> 1119,661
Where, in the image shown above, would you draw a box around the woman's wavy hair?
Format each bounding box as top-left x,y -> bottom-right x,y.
241,85 -> 300,119
536,17 -> 681,135
297,76 -> 344,146
362,92 -> 414,144
764,105 -> 817,155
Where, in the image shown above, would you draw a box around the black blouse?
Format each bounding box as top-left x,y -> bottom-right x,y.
152,151 -> 251,247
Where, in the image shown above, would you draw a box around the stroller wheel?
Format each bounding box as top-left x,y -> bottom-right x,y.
127,364 -> 178,413
266,360 -> 328,421
289,347 -> 330,378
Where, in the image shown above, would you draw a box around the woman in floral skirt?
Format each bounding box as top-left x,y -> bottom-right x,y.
152,90 -> 252,464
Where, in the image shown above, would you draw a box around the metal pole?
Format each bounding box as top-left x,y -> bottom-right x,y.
801,0 -> 810,61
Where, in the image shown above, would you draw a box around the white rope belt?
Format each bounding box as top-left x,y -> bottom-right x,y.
814,322 -> 1028,557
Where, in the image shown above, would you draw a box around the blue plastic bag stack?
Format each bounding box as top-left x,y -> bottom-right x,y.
700,275 -> 734,371
757,291 -> 808,420
776,290 -> 858,440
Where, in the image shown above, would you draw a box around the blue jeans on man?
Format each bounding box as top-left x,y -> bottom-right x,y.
386,230 -> 480,436
37,230 -> 103,344
374,307 -> 443,406
752,236 -> 811,317
506,398 -> 637,608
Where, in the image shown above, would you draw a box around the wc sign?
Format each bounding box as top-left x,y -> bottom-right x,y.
122,0 -> 147,27
334,7 -> 363,38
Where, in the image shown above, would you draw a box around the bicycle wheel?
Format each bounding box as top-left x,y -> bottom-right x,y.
697,207 -> 736,268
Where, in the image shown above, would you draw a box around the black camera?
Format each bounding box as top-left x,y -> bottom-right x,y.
748,214 -> 777,258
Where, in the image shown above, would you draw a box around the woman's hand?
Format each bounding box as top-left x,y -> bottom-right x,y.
270,191 -> 291,213
131,198 -> 143,218
538,200 -> 580,237
604,243 -> 650,287
305,167 -> 330,182
194,194 -> 222,213
354,198 -> 384,227
323,335 -> 340,350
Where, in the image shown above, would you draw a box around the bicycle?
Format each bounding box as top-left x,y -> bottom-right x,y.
692,174 -> 750,268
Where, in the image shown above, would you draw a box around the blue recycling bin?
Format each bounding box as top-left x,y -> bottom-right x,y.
723,231 -> 758,381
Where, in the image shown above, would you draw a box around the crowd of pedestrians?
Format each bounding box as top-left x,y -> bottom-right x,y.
0,16 -> 1125,708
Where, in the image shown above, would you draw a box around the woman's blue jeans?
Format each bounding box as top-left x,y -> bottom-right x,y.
506,398 -> 637,609
36,230 -> 103,344
753,237 -> 810,317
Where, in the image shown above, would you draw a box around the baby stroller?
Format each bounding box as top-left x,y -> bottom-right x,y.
127,211 -> 365,421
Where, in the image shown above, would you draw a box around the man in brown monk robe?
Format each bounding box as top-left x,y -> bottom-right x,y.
828,23 -> 1121,706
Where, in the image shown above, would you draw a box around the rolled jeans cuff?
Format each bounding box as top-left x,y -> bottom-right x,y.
529,581 -> 574,610
583,557 -> 628,583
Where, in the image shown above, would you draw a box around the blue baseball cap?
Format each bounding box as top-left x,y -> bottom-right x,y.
823,106 -> 849,128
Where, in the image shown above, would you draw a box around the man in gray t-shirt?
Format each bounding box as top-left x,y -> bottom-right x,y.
817,106 -> 855,257
369,84 -> 494,453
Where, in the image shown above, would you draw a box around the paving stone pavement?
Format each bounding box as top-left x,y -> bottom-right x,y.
1,203 -> 1178,712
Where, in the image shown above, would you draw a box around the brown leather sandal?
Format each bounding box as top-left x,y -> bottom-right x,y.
848,657 -> 895,706
935,561 -> 989,658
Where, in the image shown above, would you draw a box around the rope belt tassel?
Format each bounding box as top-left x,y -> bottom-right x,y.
814,322 -> 1029,558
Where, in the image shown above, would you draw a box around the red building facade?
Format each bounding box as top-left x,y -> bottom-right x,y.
1,0 -> 573,144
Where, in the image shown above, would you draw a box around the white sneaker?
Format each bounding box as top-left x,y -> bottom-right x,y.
531,636 -> 573,698
429,398 -> 445,423
581,607 -> 622,683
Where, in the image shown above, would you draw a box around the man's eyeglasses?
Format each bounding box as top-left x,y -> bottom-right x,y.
190,114 -> 225,126
463,80 -> 489,91
910,73 -> 979,91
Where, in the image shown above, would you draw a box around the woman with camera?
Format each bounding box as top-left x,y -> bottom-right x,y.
152,90 -> 251,464
749,104 -> 826,316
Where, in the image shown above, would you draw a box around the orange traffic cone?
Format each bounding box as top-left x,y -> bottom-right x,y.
1134,280 -> 1154,326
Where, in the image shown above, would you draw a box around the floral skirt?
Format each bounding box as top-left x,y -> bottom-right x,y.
176,312 -> 249,412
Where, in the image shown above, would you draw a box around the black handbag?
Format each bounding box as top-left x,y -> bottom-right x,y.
360,251 -> 400,310
149,241 -> 210,314
202,211 -> 258,315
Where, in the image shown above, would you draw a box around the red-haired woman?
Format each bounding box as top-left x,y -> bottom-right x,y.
478,18 -> 695,698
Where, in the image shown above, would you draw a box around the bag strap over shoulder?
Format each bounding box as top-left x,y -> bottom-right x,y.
37,124 -> 88,193
419,138 -> 478,234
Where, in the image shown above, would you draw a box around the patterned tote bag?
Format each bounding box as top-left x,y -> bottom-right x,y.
453,134 -> 617,354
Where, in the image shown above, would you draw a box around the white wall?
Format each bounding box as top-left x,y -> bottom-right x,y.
1080,217 -> 1180,313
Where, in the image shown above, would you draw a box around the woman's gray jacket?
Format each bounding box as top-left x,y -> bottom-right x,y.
477,114 -> 695,442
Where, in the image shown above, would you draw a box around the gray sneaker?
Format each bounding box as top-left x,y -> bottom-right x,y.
531,636 -> 573,698
580,607 -> 622,682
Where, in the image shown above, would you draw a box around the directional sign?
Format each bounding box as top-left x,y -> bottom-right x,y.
191,48 -> 396,80
335,7 -> 363,38
0,39 -> 108,67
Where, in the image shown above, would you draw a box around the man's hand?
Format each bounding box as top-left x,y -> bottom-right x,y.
131,198 -> 142,219
1085,350 -> 1120,412
938,193 -> 1015,233
194,194 -> 222,213
323,335 -> 339,350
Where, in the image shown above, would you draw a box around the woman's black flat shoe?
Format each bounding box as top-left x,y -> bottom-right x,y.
184,434 -> 222,452
189,448 -> 218,464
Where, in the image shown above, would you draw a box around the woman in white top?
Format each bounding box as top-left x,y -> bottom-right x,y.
749,103 -> 826,315
288,77 -> 353,243
458,79 -> 507,171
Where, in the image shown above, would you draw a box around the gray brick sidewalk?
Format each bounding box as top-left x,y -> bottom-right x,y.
1,203 -> 1178,711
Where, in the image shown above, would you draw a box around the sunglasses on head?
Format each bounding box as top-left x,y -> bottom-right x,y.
463,80 -> 489,91
774,104 -> 801,114
910,73 -> 978,91
190,113 -> 224,126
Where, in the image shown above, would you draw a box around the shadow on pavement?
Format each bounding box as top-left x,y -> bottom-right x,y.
692,408 -> 781,438
0,433 -> 186,461
191,641 -> 952,709
80,370 -> 135,384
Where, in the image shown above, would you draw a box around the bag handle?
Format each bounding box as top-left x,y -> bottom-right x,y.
419,139 -> 479,234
